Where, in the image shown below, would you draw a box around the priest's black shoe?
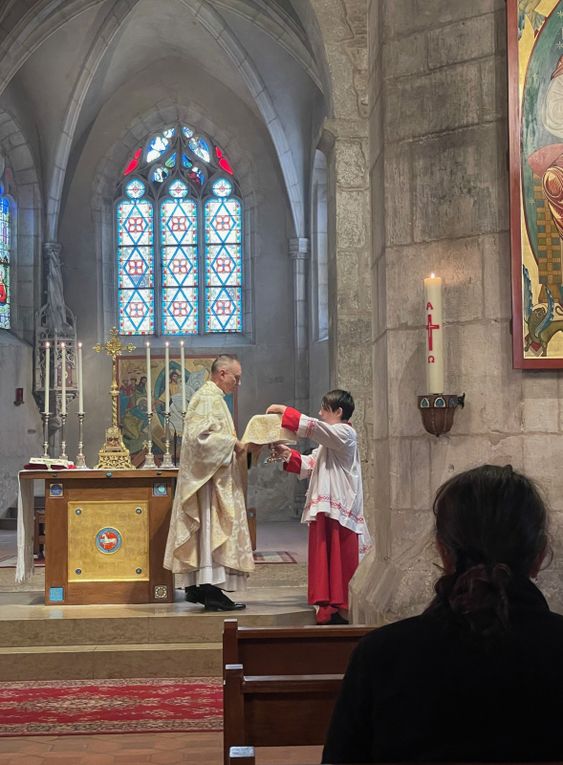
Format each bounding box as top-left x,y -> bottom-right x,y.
184,585 -> 204,604
199,583 -> 246,611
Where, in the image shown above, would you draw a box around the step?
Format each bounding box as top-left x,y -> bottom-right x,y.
0,641 -> 223,681
0,600 -> 314,647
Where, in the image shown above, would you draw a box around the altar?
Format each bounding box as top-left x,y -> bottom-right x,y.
17,469 -> 177,605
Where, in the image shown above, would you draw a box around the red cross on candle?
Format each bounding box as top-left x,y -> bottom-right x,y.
426,313 -> 440,352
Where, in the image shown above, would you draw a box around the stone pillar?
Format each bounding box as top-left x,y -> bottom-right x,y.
322,121 -> 375,527
289,237 -> 310,413
289,237 -> 310,517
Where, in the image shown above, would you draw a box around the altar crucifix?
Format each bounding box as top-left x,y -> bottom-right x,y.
94,327 -> 136,469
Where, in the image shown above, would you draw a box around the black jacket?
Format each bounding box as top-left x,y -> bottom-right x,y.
323,579 -> 563,763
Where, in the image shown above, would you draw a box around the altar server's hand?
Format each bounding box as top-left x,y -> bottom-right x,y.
271,443 -> 292,461
234,439 -> 247,457
267,404 -> 287,415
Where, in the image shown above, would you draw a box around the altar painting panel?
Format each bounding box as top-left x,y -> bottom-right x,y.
508,0 -> 563,367
117,355 -> 235,462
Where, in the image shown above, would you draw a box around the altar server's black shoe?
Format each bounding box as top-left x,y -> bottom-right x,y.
328,612 -> 349,625
185,585 -> 204,604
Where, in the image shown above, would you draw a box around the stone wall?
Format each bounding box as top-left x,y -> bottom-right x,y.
309,0 -> 375,525
350,0 -> 563,623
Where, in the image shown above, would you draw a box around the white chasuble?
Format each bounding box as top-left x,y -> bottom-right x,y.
163,381 -> 254,580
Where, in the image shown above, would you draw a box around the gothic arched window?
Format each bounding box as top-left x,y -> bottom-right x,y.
116,125 -> 242,336
0,186 -> 12,330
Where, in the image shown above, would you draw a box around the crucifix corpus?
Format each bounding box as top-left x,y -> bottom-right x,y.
94,327 -> 136,470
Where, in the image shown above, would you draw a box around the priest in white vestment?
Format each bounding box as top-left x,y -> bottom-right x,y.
164,355 -> 254,610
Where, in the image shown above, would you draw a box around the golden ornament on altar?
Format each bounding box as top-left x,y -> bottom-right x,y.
94,327 -> 136,470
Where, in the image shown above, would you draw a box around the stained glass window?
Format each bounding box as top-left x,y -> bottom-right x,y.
116,179 -> 155,335
0,194 -> 11,330
115,124 -> 243,336
160,180 -> 198,335
204,178 -> 242,333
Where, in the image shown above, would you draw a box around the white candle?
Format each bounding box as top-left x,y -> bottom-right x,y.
77,342 -> 84,414
164,342 -> 170,415
180,341 -> 186,414
60,342 -> 66,415
44,342 -> 50,415
146,342 -> 152,415
424,274 -> 444,394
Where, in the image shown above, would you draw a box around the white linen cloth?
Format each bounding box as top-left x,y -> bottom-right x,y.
15,473 -> 35,583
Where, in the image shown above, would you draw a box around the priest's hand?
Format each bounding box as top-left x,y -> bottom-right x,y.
267,404 -> 287,415
271,443 -> 292,462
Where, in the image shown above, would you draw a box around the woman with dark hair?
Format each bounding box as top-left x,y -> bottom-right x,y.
323,464 -> 563,763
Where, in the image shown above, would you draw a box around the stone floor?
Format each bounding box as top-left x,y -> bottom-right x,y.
0,521 -> 319,762
0,732 -> 322,764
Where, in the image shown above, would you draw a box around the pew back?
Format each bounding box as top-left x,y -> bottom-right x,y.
223,618 -> 372,675
222,619 -> 373,765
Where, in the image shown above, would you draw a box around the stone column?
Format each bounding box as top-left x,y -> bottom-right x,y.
289,237 -> 310,413
289,238 -> 310,517
322,121 -> 375,523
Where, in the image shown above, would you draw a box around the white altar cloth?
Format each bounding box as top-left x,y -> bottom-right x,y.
16,472 -> 35,584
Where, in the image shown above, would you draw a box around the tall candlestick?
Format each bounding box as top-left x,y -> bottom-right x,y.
180,341 -> 186,414
60,342 -> 66,415
146,342 -> 152,415
44,342 -> 50,415
165,342 -> 170,415
424,273 -> 444,394
77,342 -> 84,414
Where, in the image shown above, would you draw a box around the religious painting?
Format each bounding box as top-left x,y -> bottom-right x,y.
117,354 -> 235,464
508,0 -> 563,367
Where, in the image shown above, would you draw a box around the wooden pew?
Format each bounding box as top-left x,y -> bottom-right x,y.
229,753 -> 554,765
223,618 -> 371,675
223,619 -> 372,765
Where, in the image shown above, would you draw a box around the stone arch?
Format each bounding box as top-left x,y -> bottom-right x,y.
304,0 -> 368,121
92,100 -> 260,342
0,0 -> 324,242
45,0 -> 139,240
178,0 -> 305,237
0,108 -> 42,340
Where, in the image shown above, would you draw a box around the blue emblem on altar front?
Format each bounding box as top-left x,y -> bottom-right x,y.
95,527 -> 122,555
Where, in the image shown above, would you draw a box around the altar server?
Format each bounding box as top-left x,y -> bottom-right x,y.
268,390 -> 371,624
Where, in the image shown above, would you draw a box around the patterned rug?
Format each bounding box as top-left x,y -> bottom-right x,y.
0,677 -> 223,736
253,550 -> 297,563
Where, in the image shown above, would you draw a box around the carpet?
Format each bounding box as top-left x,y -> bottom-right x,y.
253,550 -> 297,563
0,677 -> 223,736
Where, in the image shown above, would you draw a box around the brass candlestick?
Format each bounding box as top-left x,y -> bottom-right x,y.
93,327 -> 135,469
161,412 -> 175,468
60,413 -> 68,460
75,413 -> 88,468
142,411 -> 156,469
42,412 -> 50,458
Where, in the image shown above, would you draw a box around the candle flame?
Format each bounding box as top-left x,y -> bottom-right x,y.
180,340 -> 184,347
45,342 -> 50,348
146,341 -> 150,347
165,341 -> 169,347
430,272 -> 435,279
78,342 -> 82,348
60,342 -> 65,348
